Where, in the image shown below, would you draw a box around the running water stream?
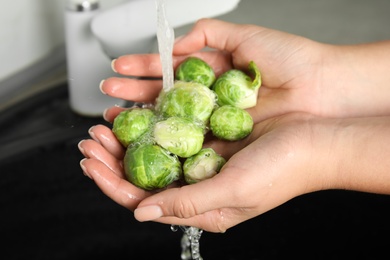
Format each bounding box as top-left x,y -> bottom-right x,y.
156,0 -> 174,92
156,1 -> 204,259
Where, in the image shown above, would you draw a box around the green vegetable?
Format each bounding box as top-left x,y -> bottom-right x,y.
156,81 -> 217,126
123,143 -> 182,190
153,117 -> 204,158
175,57 -> 216,88
183,148 -> 226,184
112,108 -> 156,147
111,57 -> 260,191
212,61 -> 261,109
210,105 -> 253,141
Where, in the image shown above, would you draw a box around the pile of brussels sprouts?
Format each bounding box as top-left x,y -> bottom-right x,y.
112,57 -> 261,191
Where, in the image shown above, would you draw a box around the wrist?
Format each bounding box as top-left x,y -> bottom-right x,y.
328,42 -> 390,118
312,116 -> 390,194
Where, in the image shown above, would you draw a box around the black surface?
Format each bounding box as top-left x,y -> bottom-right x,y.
0,84 -> 110,164
1,84 -> 390,259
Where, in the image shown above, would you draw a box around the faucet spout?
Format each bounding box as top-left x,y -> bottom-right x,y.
91,0 -> 240,58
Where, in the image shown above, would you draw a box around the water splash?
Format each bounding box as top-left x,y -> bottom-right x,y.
171,225 -> 204,260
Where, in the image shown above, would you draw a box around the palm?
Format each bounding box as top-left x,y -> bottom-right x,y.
225,30 -> 326,123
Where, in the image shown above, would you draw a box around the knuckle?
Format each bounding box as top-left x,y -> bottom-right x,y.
172,190 -> 198,219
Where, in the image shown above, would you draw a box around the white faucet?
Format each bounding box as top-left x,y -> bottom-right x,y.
65,0 -> 240,117
91,0 -> 240,58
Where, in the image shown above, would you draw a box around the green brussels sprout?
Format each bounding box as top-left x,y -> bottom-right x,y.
210,105 -> 253,141
124,143 -> 182,190
175,57 -> 216,88
183,148 -> 226,184
111,59 -> 260,191
112,108 -> 156,147
212,61 -> 261,109
154,117 -> 204,158
156,81 -> 217,126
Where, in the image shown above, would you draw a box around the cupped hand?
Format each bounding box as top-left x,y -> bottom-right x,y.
79,112 -> 344,232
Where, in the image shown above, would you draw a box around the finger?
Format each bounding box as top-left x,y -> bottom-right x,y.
80,158 -> 150,211
100,77 -> 162,102
88,124 -> 125,159
112,54 -> 195,77
78,139 -> 124,178
113,53 -> 163,77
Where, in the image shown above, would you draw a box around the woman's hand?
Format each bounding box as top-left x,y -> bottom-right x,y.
80,113 -> 324,231
101,18 -> 390,123
80,112 -> 390,232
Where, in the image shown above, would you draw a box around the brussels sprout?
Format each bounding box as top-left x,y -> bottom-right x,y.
210,105 -> 253,141
156,81 -> 217,125
212,61 -> 261,109
110,58 -> 261,191
175,57 -> 216,88
124,143 -> 182,190
183,148 -> 226,184
112,108 -> 156,147
154,117 -> 204,158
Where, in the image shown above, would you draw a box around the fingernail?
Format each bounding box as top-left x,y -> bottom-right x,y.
99,80 -> 107,94
102,108 -> 109,122
88,126 -> 99,143
111,59 -> 118,73
134,205 -> 163,221
78,140 -> 85,153
80,158 -> 93,179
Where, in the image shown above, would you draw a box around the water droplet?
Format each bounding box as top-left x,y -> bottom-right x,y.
170,225 -> 179,232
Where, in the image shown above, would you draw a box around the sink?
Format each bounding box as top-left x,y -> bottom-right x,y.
1,83 -> 390,259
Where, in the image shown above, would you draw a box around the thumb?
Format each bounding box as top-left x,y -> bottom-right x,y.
133,168 -> 243,230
